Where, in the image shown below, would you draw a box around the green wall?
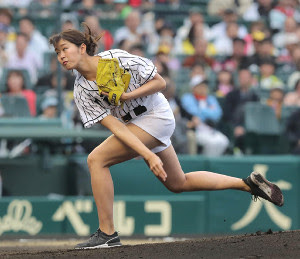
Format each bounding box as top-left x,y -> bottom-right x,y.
0,155 -> 299,236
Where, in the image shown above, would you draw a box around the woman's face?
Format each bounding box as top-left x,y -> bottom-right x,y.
55,39 -> 82,70
7,72 -> 24,93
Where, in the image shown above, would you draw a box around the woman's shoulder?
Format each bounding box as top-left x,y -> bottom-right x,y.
97,49 -> 131,59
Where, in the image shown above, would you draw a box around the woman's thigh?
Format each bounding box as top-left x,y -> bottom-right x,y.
156,145 -> 186,191
90,123 -> 163,167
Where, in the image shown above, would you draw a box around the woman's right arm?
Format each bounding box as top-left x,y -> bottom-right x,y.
100,115 -> 167,182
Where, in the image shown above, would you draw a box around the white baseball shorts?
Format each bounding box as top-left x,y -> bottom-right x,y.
130,100 -> 175,153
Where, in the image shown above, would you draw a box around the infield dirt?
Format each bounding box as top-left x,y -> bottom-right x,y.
1,230 -> 299,258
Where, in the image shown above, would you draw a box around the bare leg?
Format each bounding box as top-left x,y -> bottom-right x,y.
87,124 -> 162,235
157,145 -> 251,193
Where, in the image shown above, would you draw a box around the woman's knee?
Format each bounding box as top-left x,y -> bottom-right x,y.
87,149 -> 106,169
165,182 -> 185,193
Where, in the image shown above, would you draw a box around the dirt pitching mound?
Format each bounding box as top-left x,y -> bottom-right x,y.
1,230 -> 299,258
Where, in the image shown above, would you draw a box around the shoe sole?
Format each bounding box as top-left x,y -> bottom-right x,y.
250,172 -> 284,207
75,242 -> 122,250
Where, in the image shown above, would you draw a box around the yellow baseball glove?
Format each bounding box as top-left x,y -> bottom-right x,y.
96,58 -> 131,106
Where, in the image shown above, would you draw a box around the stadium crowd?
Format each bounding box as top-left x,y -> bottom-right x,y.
0,0 -> 300,156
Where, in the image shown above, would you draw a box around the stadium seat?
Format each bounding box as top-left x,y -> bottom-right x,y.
244,102 -> 281,154
245,102 -> 280,135
1,95 -> 31,117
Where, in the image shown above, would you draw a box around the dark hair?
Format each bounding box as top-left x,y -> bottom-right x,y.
0,8 -> 13,23
19,16 -> 35,25
49,23 -> 102,56
6,70 -> 26,92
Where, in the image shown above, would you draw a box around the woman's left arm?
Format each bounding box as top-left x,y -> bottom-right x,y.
120,73 -> 166,101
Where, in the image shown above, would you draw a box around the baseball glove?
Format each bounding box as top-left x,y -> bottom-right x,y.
96,58 -> 131,106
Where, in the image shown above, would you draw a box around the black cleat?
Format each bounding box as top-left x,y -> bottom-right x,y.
75,229 -> 122,249
243,172 -> 284,207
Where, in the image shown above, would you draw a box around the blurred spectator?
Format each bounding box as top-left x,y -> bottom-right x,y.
18,16 -> 49,63
61,19 -> 77,31
27,0 -> 57,18
214,38 -> 247,72
269,0 -> 300,33
182,39 -> 215,69
284,78 -> 300,106
174,9 -> 210,54
152,57 -> 169,77
209,8 -> 248,42
84,15 -> 114,51
0,8 -> 14,33
5,70 -> 36,116
208,0 -> 253,17
244,21 -> 271,56
114,10 -> 145,46
287,45 -> 300,89
179,21 -> 210,55
273,17 -> 298,49
148,22 -> 176,56
35,55 -> 75,91
114,0 -> 132,19
162,77 -> 198,154
189,63 -> 206,83
241,38 -> 276,73
214,22 -> 240,56
76,0 -> 98,16
265,87 -> 285,119
214,70 -> 235,97
154,44 -> 181,74
243,0 -> 275,22
223,69 -> 259,152
129,43 -> 145,56
181,77 -> 229,156
285,107 -> 300,154
0,23 -> 11,75
39,96 -> 58,119
6,32 -> 41,84
259,58 -> 284,90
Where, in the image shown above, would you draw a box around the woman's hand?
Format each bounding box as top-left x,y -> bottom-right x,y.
145,153 -> 167,182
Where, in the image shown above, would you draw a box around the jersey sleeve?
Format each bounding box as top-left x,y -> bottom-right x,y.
127,55 -> 157,85
73,86 -> 110,128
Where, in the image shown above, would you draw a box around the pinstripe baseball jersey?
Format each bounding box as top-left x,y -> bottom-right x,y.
73,49 -> 167,128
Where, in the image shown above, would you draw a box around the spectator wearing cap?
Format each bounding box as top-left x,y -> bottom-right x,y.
181,77 -> 229,156
18,16 -> 49,64
39,97 -> 58,119
259,58 -> 284,90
